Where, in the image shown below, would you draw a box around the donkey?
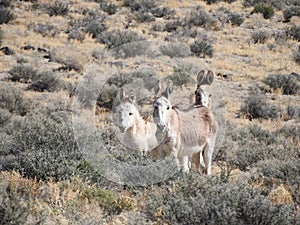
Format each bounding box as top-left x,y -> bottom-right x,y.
153,80 -> 218,174
194,70 -> 215,108
115,88 -> 159,155
192,70 -> 215,170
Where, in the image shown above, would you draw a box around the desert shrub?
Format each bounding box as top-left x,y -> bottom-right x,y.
124,0 -> 157,12
283,6 -> 300,22
97,29 -> 144,50
287,104 -> 300,119
160,43 -> 191,58
288,25 -> 300,42
85,21 -> 107,38
0,109 -> 11,126
85,22 -> 107,38
190,39 -> 214,58
204,0 -> 237,3
256,159 -> 300,183
151,7 -> 175,19
167,63 -> 197,86
28,71 -> 61,92
263,74 -> 300,95
0,84 -> 30,116
28,23 -> 60,37
9,111 -> 81,181
164,20 -> 182,32
0,186 -> 30,225
80,186 -> 119,213
251,29 -> 270,44
0,7 -> 14,24
0,28 -> 3,46
134,10 -> 155,23
243,0 -> 287,10
228,12 -> 245,26
294,46 -> 300,64
251,3 -> 275,19
67,29 -> 85,42
49,47 -> 86,72
47,0 -> 69,16
100,2 -> 117,15
0,0 -> 12,7
147,174 -> 296,225
188,7 -> 215,28
240,92 -> 279,120
8,65 -> 37,82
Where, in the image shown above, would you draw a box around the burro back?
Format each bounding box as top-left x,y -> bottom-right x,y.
153,80 -> 218,174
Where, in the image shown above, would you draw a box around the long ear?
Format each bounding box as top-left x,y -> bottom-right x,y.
129,90 -> 136,103
165,80 -> 173,99
118,88 -> 126,102
154,80 -> 161,96
207,70 -> 214,85
197,70 -> 207,85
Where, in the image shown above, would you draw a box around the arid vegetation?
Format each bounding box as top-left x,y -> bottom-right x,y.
0,0 -> 299,224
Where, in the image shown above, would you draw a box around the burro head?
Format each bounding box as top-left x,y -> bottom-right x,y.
115,88 -> 136,133
153,80 -> 173,132
195,70 -> 214,107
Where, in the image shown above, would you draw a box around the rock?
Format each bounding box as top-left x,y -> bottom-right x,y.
0,46 -> 15,55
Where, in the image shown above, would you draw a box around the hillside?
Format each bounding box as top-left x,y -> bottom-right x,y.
0,0 -> 300,224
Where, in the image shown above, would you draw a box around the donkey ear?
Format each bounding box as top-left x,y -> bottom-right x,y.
129,90 -> 136,103
207,70 -> 214,85
154,80 -> 161,96
197,70 -> 207,85
165,80 -> 174,99
118,88 -> 126,102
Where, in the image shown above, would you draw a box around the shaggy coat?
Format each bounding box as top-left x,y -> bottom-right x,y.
153,81 -> 218,174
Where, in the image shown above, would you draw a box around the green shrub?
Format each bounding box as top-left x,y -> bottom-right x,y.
160,43 -> 191,58
47,0 -> 69,16
100,2 -> 117,15
283,6 -> 300,22
190,39 -> 214,58
240,92 -> 279,120
0,84 -> 30,116
0,7 -> 14,24
0,109 -> 11,126
8,65 -> 37,82
10,111 -> 81,181
251,29 -> 270,44
251,3 -> 275,19
263,73 -> 300,95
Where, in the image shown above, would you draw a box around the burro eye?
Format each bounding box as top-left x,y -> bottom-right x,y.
129,112 -> 133,116
167,106 -> 170,110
